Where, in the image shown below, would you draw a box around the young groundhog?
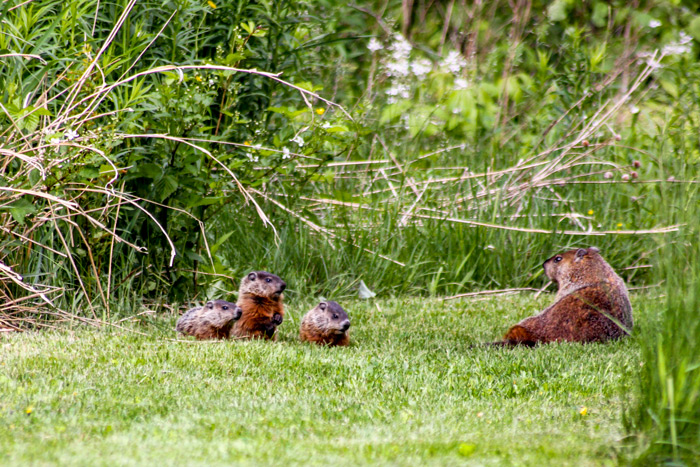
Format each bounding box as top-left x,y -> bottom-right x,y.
230,271 -> 286,340
175,300 -> 242,340
495,247 -> 633,346
299,301 -> 351,347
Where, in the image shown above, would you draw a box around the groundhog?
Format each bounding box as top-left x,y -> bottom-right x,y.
175,300 -> 242,340
300,301 -> 351,346
230,271 -> 286,340
495,247 -> 633,346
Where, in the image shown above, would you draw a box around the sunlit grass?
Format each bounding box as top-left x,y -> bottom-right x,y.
0,293 -> 659,465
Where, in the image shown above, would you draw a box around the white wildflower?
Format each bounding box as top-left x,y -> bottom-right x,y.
321,122 -> 331,129
663,43 -> 691,56
64,129 -> 79,141
679,31 -> 693,45
630,105 -> 640,114
386,35 -> 412,77
386,83 -> 410,103
387,60 -> 410,77
443,50 -> 467,74
367,37 -> 383,52
48,137 -> 61,145
646,57 -> 663,69
282,147 -> 290,159
389,35 -> 412,61
662,33 -> 693,56
454,77 -> 469,90
411,58 -> 432,79
484,245 -> 495,251
648,19 -> 661,29
291,134 -> 304,146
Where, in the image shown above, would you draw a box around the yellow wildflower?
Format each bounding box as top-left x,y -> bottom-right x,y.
207,1 -> 216,8
315,108 -> 325,115
579,406 -> 588,416
587,210 -> 594,215
243,141 -> 252,146
25,406 -> 34,415
195,75 -> 203,82
617,223 -> 623,228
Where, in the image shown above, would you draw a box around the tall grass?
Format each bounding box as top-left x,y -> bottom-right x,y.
623,180 -> 700,463
2,0 -> 695,325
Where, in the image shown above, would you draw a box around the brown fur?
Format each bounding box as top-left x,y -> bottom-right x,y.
231,271 -> 286,340
299,301 -> 351,347
175,300 -> 242,340
497,247 -> 633,346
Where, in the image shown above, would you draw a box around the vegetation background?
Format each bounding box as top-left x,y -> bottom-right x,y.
1,0 -> 699,463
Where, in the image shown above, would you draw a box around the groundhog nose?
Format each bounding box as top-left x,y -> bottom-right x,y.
279,282 -> 287,292
341,320 -> 350,332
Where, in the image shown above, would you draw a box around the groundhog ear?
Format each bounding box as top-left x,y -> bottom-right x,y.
575,248 -> 587,260
206,301 -> 214,308
319,302 -> 327,310
589,246 -> 600,253
248,272 -> 257,281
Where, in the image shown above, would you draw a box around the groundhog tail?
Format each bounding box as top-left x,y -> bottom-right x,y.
501,324 -> 538,346
470,325 -> 540,348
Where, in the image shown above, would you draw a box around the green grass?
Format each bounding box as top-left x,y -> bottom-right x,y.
0,293 -> 659,465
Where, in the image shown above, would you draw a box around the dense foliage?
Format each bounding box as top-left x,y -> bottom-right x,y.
1,1 -> 700,461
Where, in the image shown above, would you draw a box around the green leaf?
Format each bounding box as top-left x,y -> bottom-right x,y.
324,125 -> 348,133
78,167 -> 100,179
547,0 -> 569,22
659,79 -> 678,98
185,251 -> 207,263
689,16 -> 700,42
591,2 -> 608,28
7,198 -> 37,225
156,175 -> 179,202
224,53 -> 246,65
210,231 -> 234,255
380,101 -> 412,124
136,163 -> 162,179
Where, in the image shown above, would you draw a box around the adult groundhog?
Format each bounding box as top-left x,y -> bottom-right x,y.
495,247 -> 633,346
230,271 -> 286,340
299,301 -> 351,347
175,300 -> 242,340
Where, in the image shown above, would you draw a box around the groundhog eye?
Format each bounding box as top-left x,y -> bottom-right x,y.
222,306 -> 228,310
265,278 -> 272,283
332,313 -> 338,319
554,256 -> 563,262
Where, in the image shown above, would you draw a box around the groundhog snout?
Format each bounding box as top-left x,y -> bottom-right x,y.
340,320 -> 350,332
278,281 -> 287,293
233,306 -> 243,320
272,313 -> 283,326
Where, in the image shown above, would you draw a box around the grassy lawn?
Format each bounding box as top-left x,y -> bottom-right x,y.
0,294 -> 657,466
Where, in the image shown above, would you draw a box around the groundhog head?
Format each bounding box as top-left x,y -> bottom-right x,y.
543,246 -> 601,284
311,301 -> 351,334
239,271 -> 287,302
207,300 -> 242,320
